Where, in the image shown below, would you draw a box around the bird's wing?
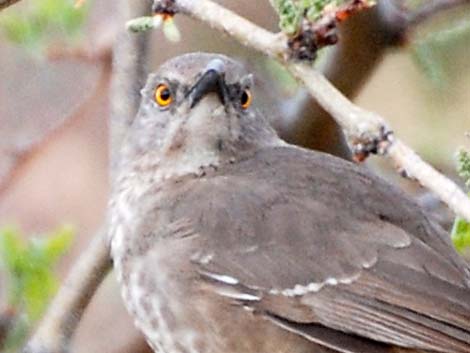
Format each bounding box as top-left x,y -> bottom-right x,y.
161,147 -> 470,353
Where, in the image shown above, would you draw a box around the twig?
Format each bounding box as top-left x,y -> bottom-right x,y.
277,0 -> 470,157
387,140 -> 470,215
46,44 -> 112,63
278,2 -> 401,158
155,0 -> 470,221
109,0 -> 152,169
23,229 -> 112,353
0,309 -> 15,349
0,0 -> 21,11
0,63 -> 111,198
287,62 -> 388,143
174,0 -> 287,57
23,1 -> 151,352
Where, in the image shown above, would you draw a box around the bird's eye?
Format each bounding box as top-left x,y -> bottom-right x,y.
240,89 -> 252,109
155,84 -> 173,107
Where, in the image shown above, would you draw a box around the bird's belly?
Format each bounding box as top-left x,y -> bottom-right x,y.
122,278 -> 196,353
115,243 -> 208,353
125,286 -> 317,353
117,254 -> 320,353
110,210 -> 323,353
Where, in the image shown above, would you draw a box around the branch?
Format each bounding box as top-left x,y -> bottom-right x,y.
24,1 -> 152,352
0,63 -> 110,198
277,0 -> 470,158
0,0 -> 21,11
277,5 -> 390,159
109,0 -> 152,169
23,229 -> 111,353
155,0 -> 470,221
0,309 -> 14,348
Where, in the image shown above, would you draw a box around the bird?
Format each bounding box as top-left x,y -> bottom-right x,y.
109,52 -> 470,353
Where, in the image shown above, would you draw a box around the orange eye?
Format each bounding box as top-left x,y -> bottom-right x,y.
155,84 -> 173,107
240,89 -> 252,109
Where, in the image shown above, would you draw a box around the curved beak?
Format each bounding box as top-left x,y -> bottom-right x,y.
187,59 -> 228,109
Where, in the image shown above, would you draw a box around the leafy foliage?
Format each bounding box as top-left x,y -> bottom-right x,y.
0,226 -> 73,351
457,148 -> 470,190
452,218 -> 470,253
451,149 -> 470,254
269,0 -> 354,34
269,0 -> 375,61
0,0 -> 89,50
269,0 -> 303,35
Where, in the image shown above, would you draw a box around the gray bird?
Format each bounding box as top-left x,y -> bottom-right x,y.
109,52 -> 470,353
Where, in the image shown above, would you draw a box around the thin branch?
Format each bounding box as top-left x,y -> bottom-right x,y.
0,0 -> 21,11
276,0 -> 470,157
387,141 -> 470,221
0,309 -> 14,348
277,3 -> 402,158
157,0 -> 470,221
109,0 -> 152,170
0,63 -> 111,198
287,62 -> 388,143
175,0 -> 287,56
23,228 -> 112,353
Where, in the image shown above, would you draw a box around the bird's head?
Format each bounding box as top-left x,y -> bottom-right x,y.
121,53 -> 280,175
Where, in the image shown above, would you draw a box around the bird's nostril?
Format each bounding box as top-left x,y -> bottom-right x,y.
205,58 -> 226,74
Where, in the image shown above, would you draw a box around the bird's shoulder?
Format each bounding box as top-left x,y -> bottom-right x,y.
159,145 -> 469,290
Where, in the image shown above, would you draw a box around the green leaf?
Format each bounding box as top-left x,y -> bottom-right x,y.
0,0 -> 89,50
0,226 -> 75,351
23,269 -> 58,321
41,225 -> 74,264
0,227 -> 24,271
451,217 -> 470,253
451,147 -> 470,254
0,226 -> 74,318
0,14 -> 41,46
270,0 -> 303,35
456,148 -> 470,189
269,0 -> 358,35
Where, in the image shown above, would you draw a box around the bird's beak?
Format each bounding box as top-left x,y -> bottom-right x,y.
187,59 -> 228,109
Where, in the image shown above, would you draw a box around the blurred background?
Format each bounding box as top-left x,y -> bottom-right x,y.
0,0 -> 469,352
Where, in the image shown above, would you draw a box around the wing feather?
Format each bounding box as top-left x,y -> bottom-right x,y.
159,147 -> 470,352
